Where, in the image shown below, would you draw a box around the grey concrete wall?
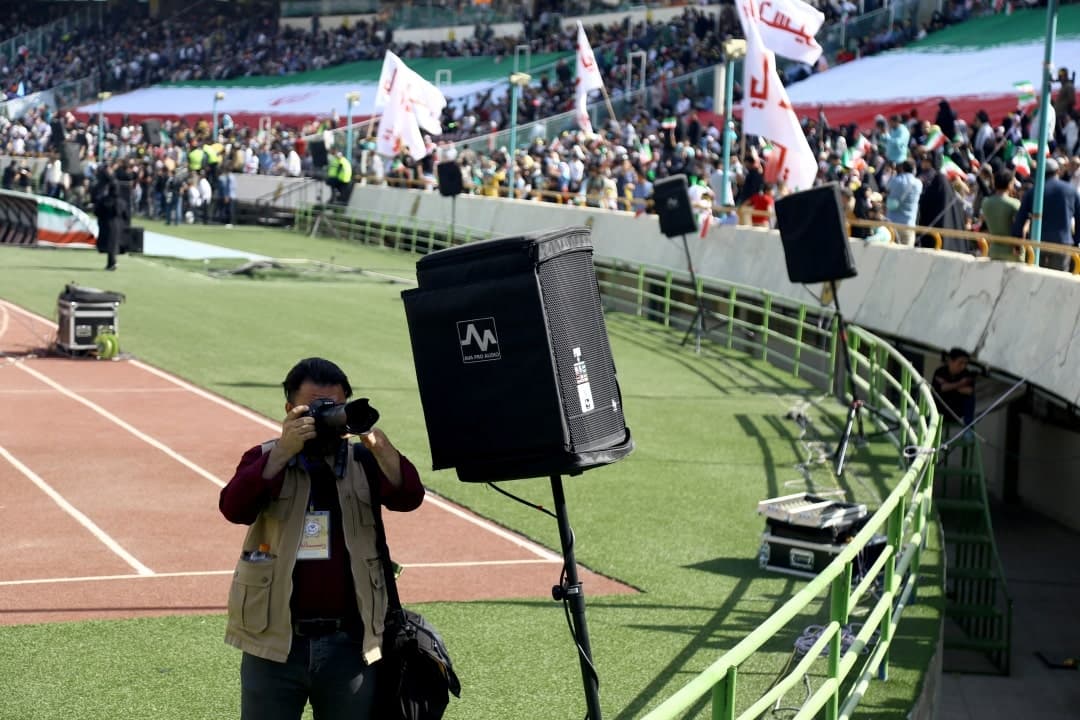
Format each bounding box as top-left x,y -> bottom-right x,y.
329,183 -> 1080,408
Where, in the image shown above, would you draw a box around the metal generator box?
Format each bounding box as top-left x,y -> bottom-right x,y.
758,532 -> 847,578
57,299 -> 119,352
758,531 -> 888,580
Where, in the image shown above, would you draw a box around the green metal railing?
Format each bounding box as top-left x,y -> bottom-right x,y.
937,435 -> 1012,675
294,207 -> 944,719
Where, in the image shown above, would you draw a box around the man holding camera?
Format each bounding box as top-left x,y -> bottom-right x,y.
219,357 -> 425,720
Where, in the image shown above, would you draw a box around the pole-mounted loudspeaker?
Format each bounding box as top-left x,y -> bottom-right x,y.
401,226 -> 633,483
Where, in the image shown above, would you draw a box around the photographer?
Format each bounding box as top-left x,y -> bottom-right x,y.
219,357 -> 425,720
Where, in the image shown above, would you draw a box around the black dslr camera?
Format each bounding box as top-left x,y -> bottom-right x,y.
307,398 -> 380,439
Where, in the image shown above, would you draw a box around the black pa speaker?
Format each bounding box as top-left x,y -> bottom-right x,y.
653,174 -> 697,238
402,227 -> 634,483
61,141 -> 83,176
141,119 -> 162,146
774,182 -> 857,284
309,139 -> 328,170
122,225 -> 144,254
437,160 -> 463,197
50,119 -> 66,149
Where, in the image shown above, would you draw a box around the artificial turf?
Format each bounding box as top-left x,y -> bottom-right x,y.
0,220 -> 941,719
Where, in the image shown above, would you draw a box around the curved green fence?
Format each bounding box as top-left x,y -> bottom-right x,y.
296,206 -> 944,719
597,262 -> 942,720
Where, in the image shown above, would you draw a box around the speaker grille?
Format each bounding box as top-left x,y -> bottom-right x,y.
538,249 -> 627,451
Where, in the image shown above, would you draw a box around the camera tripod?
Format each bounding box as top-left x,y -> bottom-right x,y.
309,203 -> 343,240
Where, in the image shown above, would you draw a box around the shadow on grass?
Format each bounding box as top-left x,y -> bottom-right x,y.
685,556 -> 763,578
605,318 -> 812,398
217,381 -> 282,390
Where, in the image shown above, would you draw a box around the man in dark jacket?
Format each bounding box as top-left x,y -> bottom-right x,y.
1012,156 -> 1080,271
93,163 -> 128,271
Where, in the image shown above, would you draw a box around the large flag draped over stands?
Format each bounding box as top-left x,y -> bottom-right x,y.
575,21 -> 604,134
751,0 -> 825,65
736,0 -> 818,192
375,52 -> 447,161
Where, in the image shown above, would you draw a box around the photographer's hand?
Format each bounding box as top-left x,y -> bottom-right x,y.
359,428 -> 403,488
263,405 -> 316,479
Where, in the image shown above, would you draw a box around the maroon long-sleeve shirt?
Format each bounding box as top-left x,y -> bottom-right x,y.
219,443 -> 424,625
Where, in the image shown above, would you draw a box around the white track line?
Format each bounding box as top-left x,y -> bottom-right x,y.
0,559 -> 560,588
12,362 -> 226,489
0,444 -> 154,576
0,299 -> 561,561
128,358 -> 282,432
420,495 -> 563,562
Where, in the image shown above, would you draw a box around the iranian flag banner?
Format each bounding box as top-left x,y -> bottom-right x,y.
75,53 -> 570,129
782,6 -> 1080,128
921,126 -> 946,152
940,156 -> 965,182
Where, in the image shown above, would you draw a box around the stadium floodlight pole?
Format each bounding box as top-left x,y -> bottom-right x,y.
507,71 -> 531,199
213,91 -> 226,140
1029,0 -> 1059,266
345,91 -> 360,169
720,40 -> 747,210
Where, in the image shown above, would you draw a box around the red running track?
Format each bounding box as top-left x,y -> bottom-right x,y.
0,299 -> 633,626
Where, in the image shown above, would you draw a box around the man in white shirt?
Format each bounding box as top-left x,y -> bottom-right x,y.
286,145 -> 302,177
197,172 -> 213,224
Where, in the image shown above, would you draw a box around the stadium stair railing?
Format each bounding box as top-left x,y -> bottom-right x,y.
290,208 -> 946,719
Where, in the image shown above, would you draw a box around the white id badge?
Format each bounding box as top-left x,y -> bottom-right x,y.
297,510 -> 331,560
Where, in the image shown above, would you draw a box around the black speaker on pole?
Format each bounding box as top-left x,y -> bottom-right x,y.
401,227 -> 633,483
141,119 -> 162,146
309,139 -> 328,170
775,182 -> 872,477
653,174 -> 697,238
61,141 -> 83,176
774,182 -> 857,284
437,160 -> 463,197
50,119 -> 66,149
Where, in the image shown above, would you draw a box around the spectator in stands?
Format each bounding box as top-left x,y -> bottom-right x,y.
742,182 -> 776,228
979,168 -> 1022,262
917,150 -> 968,251
1054,67 -> 1075,122
883,115 -> 910,165
1011,156 -> 1080,271
885,159 -> 922,246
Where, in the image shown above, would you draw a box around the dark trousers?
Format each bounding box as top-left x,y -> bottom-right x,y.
240,632 -> 377,720
98,218 -> 117,269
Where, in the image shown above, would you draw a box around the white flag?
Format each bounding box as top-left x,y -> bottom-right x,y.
374,51 -> 446,135
376,78 -> 428,161
747,0 -> 825,65
736,0 -> 818,192
575,22 -> 604,133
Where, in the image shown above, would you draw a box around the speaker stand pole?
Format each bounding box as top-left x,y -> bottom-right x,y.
450,195 -> 457,246
550,474 -> 603,720
830,280 -> 866,477
679,233 -> 708,352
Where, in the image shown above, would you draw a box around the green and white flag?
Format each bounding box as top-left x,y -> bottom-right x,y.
940,156 -> 965,181
1014,80 -> 1036,107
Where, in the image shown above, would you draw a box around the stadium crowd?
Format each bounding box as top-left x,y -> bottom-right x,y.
0,1 -> 1076,269
0,0 -> 917,127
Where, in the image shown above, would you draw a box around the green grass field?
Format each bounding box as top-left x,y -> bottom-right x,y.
0,220 -> 941,719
